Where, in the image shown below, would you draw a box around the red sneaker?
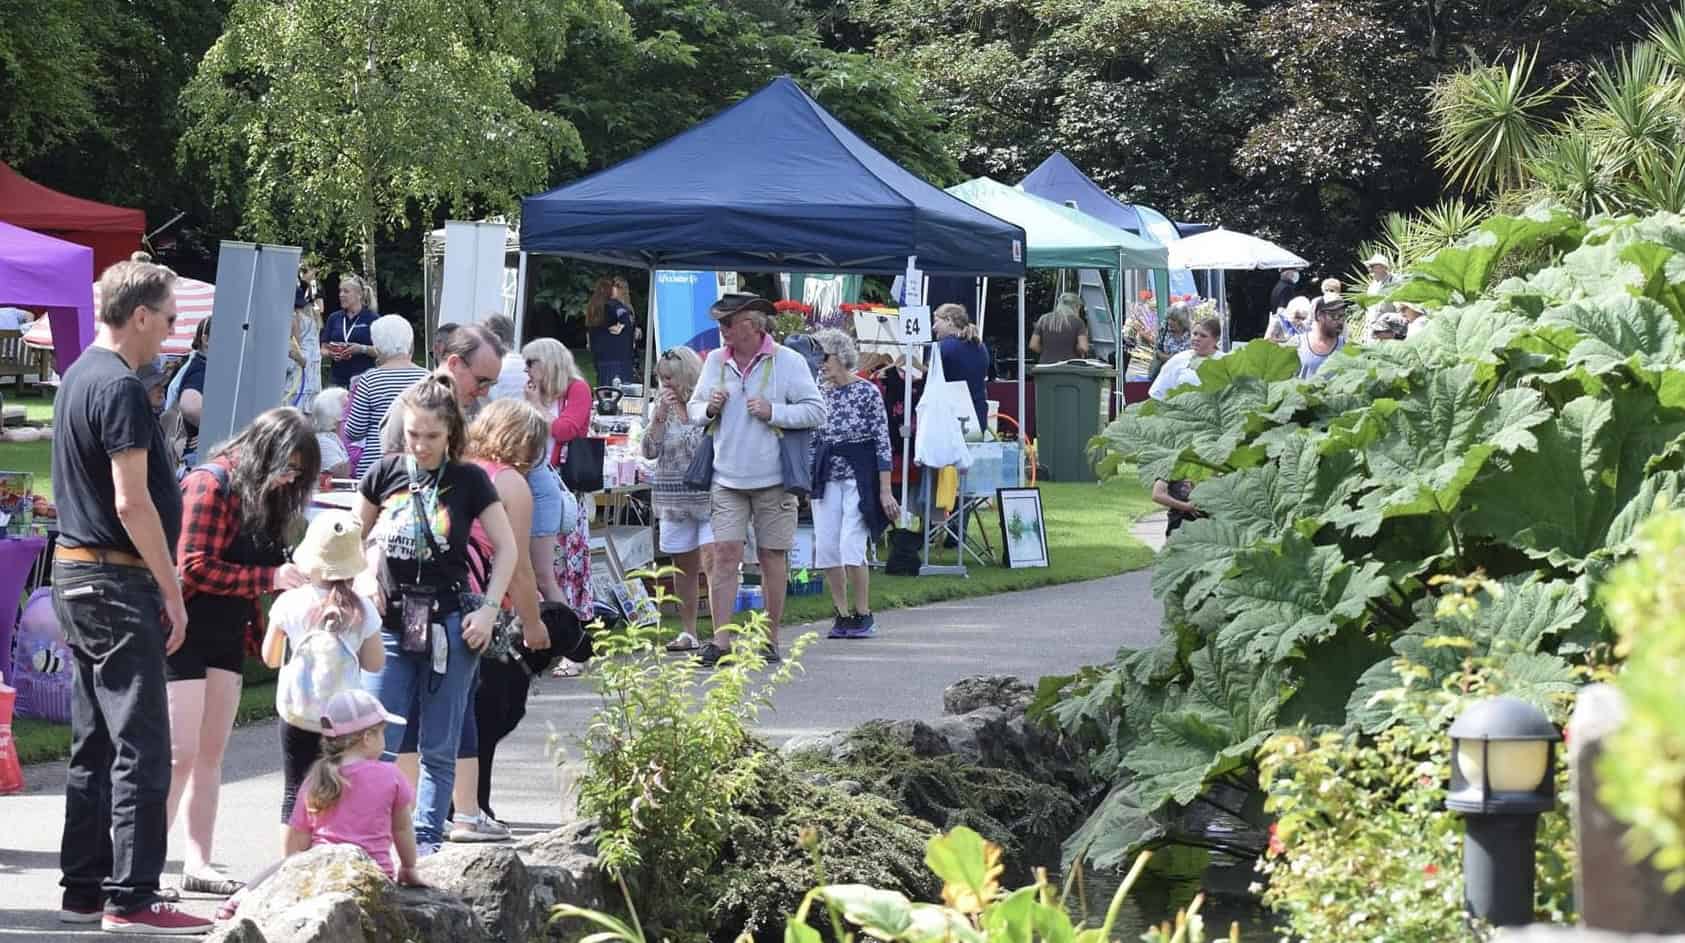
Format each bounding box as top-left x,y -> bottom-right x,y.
101,900 -> 213,935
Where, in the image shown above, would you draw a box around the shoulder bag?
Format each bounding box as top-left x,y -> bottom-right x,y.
683,353 -> 725,492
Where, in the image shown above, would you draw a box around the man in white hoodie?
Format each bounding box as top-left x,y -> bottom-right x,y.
688,294 -> 825,666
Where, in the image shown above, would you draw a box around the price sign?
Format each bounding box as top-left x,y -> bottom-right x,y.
902,255 -> 924,308
898,305 -> 932,344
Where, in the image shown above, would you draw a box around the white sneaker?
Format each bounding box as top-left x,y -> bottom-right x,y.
448,812 -> 512,843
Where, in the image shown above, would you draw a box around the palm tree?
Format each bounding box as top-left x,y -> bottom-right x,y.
1428,49 -> 1570,195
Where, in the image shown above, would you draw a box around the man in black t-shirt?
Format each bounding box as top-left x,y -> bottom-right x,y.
50,260 -> 211,934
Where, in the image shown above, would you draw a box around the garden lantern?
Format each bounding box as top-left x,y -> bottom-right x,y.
1445,696 -> 1561,928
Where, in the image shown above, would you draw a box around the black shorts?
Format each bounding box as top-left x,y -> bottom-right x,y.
163,619 -> 247,681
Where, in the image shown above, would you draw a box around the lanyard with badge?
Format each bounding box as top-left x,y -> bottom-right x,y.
398,456 -> 448,676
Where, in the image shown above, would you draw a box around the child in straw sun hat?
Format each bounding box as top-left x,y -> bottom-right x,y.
261,510 -> 388,835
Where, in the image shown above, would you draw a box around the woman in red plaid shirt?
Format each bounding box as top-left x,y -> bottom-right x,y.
163,407 -> 320,897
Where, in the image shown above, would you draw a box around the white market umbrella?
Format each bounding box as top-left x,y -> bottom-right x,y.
1166,229 -> 1307,271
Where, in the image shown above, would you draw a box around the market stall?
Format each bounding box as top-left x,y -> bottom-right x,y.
0,222 -> 95,374
520,74 -> 1026,580
943,177 -> 1168,429
0,162 -> 144,274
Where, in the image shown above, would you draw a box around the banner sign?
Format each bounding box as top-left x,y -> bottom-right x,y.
200,241 -> 301,456
440,221 -> 509,324
653,270 -> 726,353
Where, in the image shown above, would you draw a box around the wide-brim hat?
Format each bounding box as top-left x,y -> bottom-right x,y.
1364,253 -> 1392,268
708,293 -> 777,321
293,509 -> 367,581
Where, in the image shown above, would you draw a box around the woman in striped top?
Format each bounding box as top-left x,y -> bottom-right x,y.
342,315 -> 429,478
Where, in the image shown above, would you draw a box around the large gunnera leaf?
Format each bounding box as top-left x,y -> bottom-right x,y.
1328,364 -> 1551,536
1214,532 -> 1392,663
1152,436 -> 1359,605
1536,295 -> 1684,377
1121,646 -> 1283,809
1060,783 -> 1170,871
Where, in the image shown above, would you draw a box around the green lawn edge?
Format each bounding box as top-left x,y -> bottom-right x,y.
11,462 -> 1156,767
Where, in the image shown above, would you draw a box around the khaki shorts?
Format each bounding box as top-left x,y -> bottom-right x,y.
710,484 -> 798,550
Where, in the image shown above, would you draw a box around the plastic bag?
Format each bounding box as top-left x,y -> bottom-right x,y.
0,676 -> 23,795
913,349 -> 974,470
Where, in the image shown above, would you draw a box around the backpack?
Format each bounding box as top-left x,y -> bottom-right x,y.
275,605 -> 363,733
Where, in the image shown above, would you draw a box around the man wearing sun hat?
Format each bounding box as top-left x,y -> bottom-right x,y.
686,293 -> 825,668
1365,253 -> 1401,295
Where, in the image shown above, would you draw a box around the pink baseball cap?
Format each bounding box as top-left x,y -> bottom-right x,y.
320,689 -> 406,736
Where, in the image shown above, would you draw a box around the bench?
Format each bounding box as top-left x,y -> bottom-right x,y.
0,330 -> 49,392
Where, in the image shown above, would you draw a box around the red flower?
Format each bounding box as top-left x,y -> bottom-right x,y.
773,300 -> 813,314
1423,863 -> 1439,877
1267,822 -> 1285,856
1138,290 -> 1154,301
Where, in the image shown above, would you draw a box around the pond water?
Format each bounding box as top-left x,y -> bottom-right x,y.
1068,860 -> 1277,940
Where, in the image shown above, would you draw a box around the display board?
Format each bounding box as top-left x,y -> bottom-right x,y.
199,240 -> 301,456
440,221 -> 510,325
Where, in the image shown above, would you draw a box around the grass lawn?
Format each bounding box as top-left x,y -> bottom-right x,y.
771,476 -> 1157,627
14,677 -> 278,767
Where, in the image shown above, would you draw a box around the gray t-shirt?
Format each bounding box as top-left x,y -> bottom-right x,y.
1296,332 -> 1345,379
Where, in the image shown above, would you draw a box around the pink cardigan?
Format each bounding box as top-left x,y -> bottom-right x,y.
549,378 -> 592,466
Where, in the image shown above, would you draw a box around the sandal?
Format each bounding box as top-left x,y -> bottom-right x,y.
551,660 -> 585,679
181,873 -> 245,897
664,632 -> 699,653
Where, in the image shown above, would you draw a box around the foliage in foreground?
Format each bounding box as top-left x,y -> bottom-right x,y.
557,581 -> 819,940
1258,602 -> 1585,942
1599,509 -> 1685,889
1047,204 -> 1685,873
556,827 -> 1238,943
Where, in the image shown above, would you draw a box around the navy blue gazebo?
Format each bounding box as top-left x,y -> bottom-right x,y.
519,76 -> 1025,278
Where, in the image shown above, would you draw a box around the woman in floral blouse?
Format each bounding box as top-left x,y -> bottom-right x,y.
809,329 -> 899,640
642,346 -> 714,651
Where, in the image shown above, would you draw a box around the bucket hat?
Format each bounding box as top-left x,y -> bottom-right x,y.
293,509 -> 366,582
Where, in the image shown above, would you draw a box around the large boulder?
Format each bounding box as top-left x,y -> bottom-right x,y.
261,893 -> 366,943
237,845 -> 406,943
416,844 -> 532,942
942,676 -> 1033,716
516,819 -> 610,929
204,917 -> 269,943
395,885 -> 484,941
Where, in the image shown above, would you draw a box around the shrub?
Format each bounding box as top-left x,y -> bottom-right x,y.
558,583 -> 817,939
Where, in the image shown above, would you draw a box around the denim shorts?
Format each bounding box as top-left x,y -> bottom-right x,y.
528,465 -> 563,538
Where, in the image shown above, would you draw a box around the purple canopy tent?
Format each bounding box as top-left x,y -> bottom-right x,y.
0,221 -> 94,373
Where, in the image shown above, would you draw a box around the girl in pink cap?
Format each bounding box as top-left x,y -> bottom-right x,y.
216,689 -> 423,921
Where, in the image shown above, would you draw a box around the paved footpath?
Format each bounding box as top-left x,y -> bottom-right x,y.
0,562 -> 1166,938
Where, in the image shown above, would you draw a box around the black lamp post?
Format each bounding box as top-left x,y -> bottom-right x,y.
1445,695 -> 1561,928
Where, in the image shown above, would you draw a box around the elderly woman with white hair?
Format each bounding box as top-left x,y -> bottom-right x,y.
809,328 -> 898,640
312,387 -> 352,478
342,314 -> 429,478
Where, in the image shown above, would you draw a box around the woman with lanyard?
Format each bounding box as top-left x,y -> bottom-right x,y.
355,372 -> 520,854
321,274 -> 380,389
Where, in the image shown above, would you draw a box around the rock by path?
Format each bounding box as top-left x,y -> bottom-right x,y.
0,571 -> 1163,938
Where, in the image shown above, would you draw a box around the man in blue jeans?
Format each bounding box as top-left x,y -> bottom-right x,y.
50,258 -> 211,934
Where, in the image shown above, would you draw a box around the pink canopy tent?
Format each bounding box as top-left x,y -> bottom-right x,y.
23,275 -> 212,360
0,221 -> 94,373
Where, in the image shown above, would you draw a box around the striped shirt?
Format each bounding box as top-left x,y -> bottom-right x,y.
343,364 -> 429,479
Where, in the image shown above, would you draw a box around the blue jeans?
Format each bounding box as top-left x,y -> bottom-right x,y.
52,561 -> 171,913
361,611 -> 475,845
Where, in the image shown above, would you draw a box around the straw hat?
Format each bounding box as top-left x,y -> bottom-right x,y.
292,510 -> 366,581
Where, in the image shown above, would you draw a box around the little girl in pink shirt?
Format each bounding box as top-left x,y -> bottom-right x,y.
218,690 -> 422,921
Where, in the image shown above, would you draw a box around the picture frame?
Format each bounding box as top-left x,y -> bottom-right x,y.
996,487 -> 1049,569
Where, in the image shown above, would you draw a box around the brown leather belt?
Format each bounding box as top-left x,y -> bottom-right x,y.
57,545 -> 147,569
